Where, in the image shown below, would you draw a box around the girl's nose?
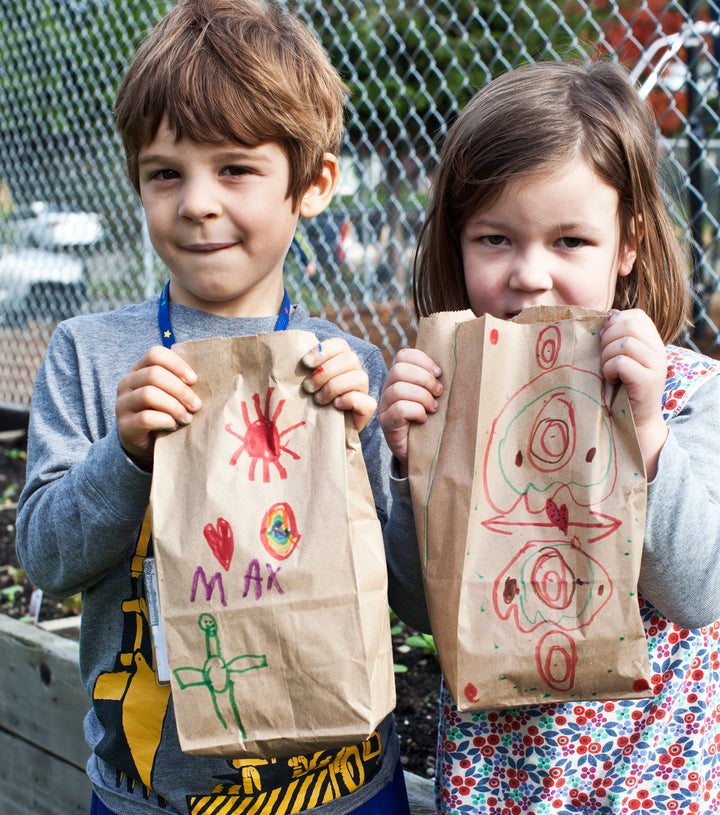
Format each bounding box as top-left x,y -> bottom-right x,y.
178,183 -> 222,221
509,248 -> 554,292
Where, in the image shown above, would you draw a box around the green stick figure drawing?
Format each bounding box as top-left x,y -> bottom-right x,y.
173,613 -> 268,735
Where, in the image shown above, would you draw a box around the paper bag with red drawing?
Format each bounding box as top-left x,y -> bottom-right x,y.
408,306 -> 652,710
150,330 -> 395,757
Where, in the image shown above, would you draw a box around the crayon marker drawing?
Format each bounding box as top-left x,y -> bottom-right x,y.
174,613 -> 267,736
225,387 -> 306,483
477,324 -> 623,696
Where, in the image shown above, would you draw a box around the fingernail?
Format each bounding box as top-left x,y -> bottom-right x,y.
302,343 -> 323,367
433,383 -> 443,396
302,378 -> 316,394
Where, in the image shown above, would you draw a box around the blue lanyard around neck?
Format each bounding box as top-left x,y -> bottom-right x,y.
158,280 -> 291,348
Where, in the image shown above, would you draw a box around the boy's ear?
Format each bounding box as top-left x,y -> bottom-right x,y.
299,153 -> 339,218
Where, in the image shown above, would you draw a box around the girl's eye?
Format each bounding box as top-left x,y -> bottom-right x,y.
482,234 -> 508,247
558,236 -> 586,249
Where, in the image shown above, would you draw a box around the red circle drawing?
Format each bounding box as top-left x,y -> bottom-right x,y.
464,682 -> 480,704
536,325 -> 561,369
531,550 -> 576,610
259,502 -> 301,560
536,629 -> 577,692
490,328 -> 499,345
527,394 -> 576,472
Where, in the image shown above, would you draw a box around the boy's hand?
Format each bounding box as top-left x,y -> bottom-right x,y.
301,337 -> 376,432
116,346 -> 201,470
378,348 -> 443,477
600,308 -> 668,480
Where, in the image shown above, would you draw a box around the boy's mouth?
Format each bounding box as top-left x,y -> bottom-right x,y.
183,242 -> 238,252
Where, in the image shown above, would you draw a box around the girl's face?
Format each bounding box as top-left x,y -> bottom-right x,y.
459,158 -> 637,319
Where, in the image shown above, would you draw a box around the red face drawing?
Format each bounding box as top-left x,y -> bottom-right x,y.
484,366 -> 616,514
493,540 -> 612,634
225,387 -> 305,483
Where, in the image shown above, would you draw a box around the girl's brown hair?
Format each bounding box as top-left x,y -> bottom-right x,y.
414,60 -> 688,343
114,0 -> 347,208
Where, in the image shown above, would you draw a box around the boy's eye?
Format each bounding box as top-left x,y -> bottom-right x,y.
151,168 -> 180,181
224,165 -> 253,177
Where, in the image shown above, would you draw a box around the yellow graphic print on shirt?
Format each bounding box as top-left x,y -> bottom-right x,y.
187,731 -> 383,814
92,511 -> 171,792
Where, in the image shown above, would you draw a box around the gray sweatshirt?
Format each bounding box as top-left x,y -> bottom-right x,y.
16,297 -> 397,815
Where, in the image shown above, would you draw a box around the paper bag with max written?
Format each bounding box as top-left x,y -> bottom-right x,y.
408,306 -> 652,710
150,330 -> 395,757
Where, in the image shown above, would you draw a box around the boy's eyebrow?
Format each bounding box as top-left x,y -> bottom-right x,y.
137,148 -> 274,166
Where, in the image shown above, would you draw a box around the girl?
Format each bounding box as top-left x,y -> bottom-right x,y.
380,60 -> 720,813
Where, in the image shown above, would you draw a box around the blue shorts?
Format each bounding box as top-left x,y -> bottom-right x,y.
90,759 -> 411,814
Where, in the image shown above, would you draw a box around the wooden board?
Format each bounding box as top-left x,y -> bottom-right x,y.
0,615 -> 89,770
0,727 -> 90,814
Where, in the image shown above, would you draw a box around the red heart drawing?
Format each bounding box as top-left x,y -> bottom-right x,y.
203,517 -> 234,571
545,498 -> 569,535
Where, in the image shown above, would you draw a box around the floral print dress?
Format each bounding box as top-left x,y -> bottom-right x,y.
435,346 -> 720,814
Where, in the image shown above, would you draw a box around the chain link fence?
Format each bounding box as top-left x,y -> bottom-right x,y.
2,0 -> 720,416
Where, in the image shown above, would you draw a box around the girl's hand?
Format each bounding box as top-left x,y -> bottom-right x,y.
302,337 -> 376,432
600,308 -> 668,479
378,348 -> 443,476
116,346 -> 201,471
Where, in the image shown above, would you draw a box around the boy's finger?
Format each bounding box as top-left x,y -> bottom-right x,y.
301,337 -> 350,369
304,369 -> 369,404
332,392 -> 377,432
131,345 -> 198,385
121,365 -> 202,414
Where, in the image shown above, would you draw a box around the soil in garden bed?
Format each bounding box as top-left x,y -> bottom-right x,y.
0,432 -> 440,779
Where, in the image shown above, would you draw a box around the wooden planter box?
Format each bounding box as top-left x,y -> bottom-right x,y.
0,613 -> 434,814
0,614 -> 89,814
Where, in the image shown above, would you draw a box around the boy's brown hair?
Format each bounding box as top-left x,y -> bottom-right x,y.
414,59 -> 689,343
115,0 -> 347,207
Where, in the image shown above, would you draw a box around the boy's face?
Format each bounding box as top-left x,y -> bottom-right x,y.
137,122 -> 299,317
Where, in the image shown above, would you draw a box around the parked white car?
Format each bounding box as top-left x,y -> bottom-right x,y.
0,248 -> 87,325
9,201 -> 103,250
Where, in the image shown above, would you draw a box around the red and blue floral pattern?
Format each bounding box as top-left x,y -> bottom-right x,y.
435,346 -> 720,814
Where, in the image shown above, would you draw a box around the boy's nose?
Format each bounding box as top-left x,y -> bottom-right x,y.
178,184 -> 222,221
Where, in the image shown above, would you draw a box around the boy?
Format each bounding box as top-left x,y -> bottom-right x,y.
15,1 -> 408,813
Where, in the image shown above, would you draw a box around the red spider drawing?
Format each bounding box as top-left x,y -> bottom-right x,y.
225,387 -> 306,483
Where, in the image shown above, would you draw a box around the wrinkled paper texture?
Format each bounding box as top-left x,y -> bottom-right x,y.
151,330 -> 395,756
409,307 -> 652,710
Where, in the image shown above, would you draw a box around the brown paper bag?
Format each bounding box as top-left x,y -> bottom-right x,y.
150,330 -> 395,757
409,306 -> 652,710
